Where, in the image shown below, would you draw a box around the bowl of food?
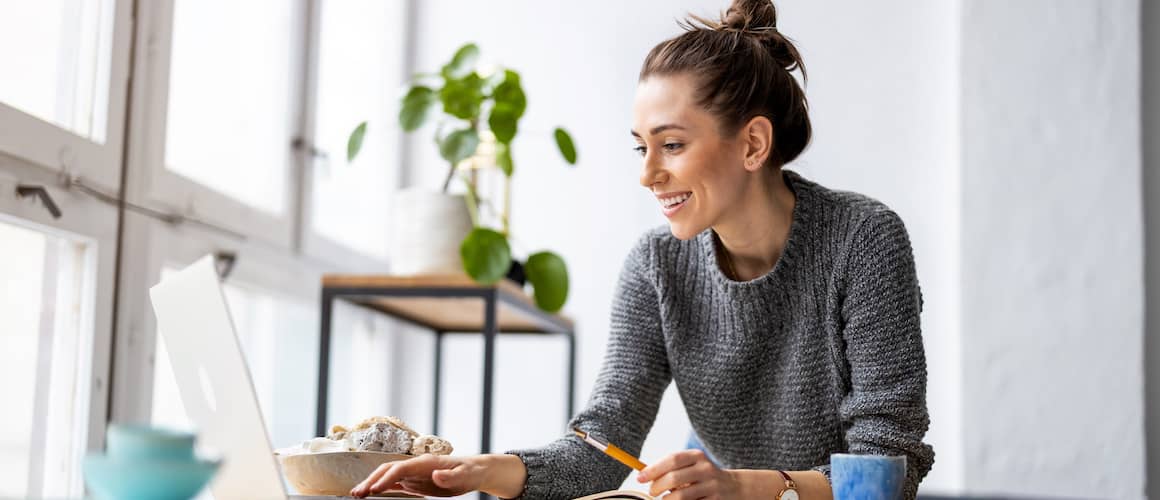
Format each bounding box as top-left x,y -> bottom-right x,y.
276,416 -> 453,496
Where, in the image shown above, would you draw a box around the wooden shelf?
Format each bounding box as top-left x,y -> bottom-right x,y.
321,273 -> 573,333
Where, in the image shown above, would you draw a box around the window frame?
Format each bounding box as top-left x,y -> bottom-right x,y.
0,0 -> 133,192
0,154 -> 119,498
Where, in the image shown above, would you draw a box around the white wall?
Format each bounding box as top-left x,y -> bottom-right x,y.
961,1 -> 1143,498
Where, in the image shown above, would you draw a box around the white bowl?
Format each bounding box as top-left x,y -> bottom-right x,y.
278,451 -> 415,496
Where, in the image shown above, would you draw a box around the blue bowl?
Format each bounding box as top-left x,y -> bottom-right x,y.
84,454 -> 219,500
106,424 -> 196,461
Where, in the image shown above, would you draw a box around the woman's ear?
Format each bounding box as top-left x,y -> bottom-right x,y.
742,116 -> 774,172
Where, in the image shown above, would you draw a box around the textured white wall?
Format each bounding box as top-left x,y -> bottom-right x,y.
961,1 -> 1143,498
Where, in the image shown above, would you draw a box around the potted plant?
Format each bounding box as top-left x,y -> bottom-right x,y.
348,43 -> 577,313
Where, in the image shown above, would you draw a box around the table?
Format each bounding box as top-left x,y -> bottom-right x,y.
314,274 -> 576,456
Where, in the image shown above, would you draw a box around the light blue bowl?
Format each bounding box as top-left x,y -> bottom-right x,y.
84,454 -> 219,500
106,424 -> 197,461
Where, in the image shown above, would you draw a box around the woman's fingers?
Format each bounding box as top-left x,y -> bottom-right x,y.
661,481 -> 715,500
351,462 -> 395,497
649,460 -> 714,497
369,456 -> 434,494
431,463 -> 467,489
639,449 -> 705,482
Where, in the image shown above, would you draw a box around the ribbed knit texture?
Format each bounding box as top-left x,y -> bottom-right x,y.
507,170 -> 934,499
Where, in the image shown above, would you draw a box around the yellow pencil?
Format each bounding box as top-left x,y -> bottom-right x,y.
573,427 -> 648,471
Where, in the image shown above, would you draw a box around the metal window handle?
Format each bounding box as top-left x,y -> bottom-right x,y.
15,185 -> 62,219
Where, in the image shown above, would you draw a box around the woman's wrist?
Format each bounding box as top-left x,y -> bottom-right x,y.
729,469 -> 782,498
731,469 -> 832,500
475,453 -> 528,499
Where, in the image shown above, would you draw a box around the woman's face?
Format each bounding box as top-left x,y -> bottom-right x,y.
632,73 -> 750,240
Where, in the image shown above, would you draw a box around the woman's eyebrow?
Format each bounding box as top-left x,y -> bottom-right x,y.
630,124 -> 688,137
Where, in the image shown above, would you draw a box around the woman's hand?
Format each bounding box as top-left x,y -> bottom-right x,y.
637,449 -> 742,500
350,454 -> 487,498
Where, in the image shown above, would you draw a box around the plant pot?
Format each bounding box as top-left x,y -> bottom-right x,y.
388,188 -> 473,275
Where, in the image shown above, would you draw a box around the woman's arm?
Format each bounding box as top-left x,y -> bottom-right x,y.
638,450 -> 833,500
503,234 -> 673,499
354,235 -> 671,500
834,209 -> 935,500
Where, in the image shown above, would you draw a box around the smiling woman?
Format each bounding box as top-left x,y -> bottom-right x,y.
349,1 -> 934,499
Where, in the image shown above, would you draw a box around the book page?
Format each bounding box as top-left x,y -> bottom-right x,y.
572,490 -> 654,500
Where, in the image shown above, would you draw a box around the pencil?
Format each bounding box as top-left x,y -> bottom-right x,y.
573,427 -> 648,471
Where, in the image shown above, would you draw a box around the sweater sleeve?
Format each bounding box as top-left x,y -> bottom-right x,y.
834,210 -> 935,500
505,235 -> 672,500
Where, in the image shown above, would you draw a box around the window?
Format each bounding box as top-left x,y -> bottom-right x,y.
0,218 -> 97,499
0,0 -> 130,188
0,0 -> 114,142
163,0 -> 299,216
307,0 -> 407,258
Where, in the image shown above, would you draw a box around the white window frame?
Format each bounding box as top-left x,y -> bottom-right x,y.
0,0 -> 133,192
128,0 -> 311,249
297,0 -> 411,270
0,153 -> 119,496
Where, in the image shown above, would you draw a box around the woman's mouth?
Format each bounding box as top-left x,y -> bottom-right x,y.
659,192 -> 692,217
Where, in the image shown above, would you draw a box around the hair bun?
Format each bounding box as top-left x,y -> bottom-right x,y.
722,0 -> 778,32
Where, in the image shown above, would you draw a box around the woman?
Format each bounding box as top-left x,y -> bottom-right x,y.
352,0 -> 934,498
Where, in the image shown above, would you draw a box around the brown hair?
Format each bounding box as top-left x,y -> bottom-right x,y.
639,0 -> 811,168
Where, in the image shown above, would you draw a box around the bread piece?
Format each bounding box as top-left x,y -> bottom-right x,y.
351,416 -> 419,438
410,435 -> 453,456
327,425 -> 350,440
351,422 -> 413,454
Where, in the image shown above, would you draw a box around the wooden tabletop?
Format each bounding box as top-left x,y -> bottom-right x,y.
322,273 -> 574,333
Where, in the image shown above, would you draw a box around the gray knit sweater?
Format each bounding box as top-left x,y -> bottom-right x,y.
508,170 -> 934,499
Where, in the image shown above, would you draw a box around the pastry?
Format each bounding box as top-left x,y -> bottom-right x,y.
410,434 -> 453,456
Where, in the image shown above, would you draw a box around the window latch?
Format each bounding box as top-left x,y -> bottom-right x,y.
15,184 -> 62,219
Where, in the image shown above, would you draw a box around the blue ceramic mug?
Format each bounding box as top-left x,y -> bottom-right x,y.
831,453 -> 906,500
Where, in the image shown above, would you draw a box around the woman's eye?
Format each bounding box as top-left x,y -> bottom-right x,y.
633,145 -> 647,156
663,143 -> 683,152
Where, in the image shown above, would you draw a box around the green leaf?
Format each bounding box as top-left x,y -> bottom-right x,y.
488,103 -> 519,145
554,127 -> 577,165
399,86 -> 438,132
442,43 -> 480,80
483,69 -> 507,94
347,122 -> 367,162
439,128 -> 480,165
460,228 -> 511,285
496,143 -> 513,177
440,73 -> 485,120
492,70 -> 526,118
525,251 -> 569,312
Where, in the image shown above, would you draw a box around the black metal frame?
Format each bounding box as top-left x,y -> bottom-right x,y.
315,284 -> 576,465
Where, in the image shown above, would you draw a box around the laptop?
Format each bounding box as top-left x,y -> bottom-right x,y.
149,255 -> 404,499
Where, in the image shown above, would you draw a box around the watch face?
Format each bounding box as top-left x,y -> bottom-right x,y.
780,489 -> 799,500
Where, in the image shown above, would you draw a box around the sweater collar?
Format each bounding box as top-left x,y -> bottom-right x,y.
698,169 -> 813,290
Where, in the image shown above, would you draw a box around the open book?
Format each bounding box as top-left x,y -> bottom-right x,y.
574,491 -> 654,500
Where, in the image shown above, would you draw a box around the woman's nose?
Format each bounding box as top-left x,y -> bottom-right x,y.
639,153 -> 664,188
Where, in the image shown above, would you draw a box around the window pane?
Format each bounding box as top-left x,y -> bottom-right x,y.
0,0 -> 114,141
310,0 -> 406,257
164,0 -> 297,215
152,276 -> 318,450
0,219 -> 94,499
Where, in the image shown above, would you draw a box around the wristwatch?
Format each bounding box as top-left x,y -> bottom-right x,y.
775,470 -> 799,500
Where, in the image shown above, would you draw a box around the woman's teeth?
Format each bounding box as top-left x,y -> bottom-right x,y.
661,193 -> 691,208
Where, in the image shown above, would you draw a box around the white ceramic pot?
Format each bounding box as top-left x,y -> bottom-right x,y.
388,188 -> 473,275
